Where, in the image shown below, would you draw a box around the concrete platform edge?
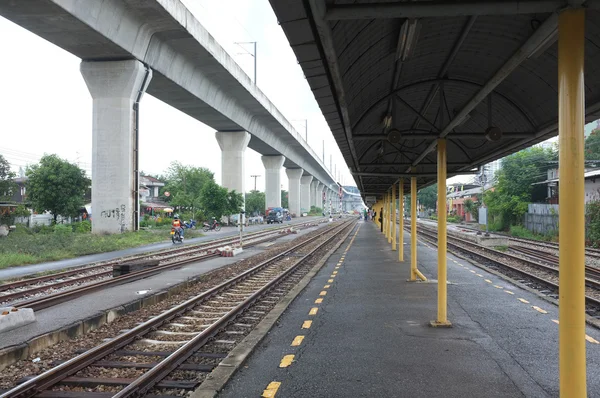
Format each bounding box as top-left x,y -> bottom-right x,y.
189,223 -> 357,398
445,246 -> 600,330
0,273 -> 206,371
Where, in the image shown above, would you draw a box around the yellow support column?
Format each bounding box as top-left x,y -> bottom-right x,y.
431,139 -> 451,327
392,183 -> 397,251
558,9 -> 586,397
383,194 -> 387,236
399,179 -> 404,262
410,177 -> 417,280
387,193 -> 393,243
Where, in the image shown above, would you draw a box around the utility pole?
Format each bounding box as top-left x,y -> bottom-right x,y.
235,41 -> 257,84
250,174 -> 261,191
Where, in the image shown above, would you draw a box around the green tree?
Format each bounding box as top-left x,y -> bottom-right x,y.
199,181 -> 244,220
281,190 -> 289,208
161,162 -> 214,216
26,154 -> 89,223
418,184 -> 437,211
0,154 -> 15,201
463,198 -> 480,222
585,128 -> 600,161
227,190 -> 244,215
245,190 -> 266,215
485,146 -> 557,230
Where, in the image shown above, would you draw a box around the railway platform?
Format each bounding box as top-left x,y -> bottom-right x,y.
217,220 -> 600,398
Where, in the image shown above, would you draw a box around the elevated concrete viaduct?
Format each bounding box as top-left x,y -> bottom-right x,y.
0,0 -> 345,232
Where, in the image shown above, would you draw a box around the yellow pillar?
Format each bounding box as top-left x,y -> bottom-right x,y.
399,179 -> 404,262
431,139 -> 451,327
410,177 -> 417,280
388,188 -> 394,243
392,183 -> 397,250
558,9 -> 586,397
383,194 -> 387,236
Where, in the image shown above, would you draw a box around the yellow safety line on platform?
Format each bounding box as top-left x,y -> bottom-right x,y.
333,271 -> 338,274
279,355 -> 295,368
504,290 -> 515,295
553,319 -> 560,324
485,280 -> 493,284
470,270 -> 476,274
493,285 -> 503,289
328,279 -> 334,283
518,298 -> 529,304
262,381 -> 281,397
319,291 -> 327,296
315,298 -> 323,304
291,336 -> 304,346
532,306 -> 548,314
309,307 -> 318,315
477,274 -> 483,277
302,320 -> 312,329
330,274 -> 336,278
586,335 -> 600,344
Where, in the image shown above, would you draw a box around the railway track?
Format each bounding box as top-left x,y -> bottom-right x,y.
0,219 -> 355,398
413,226 -> 600,311
417,219 -> 600,259
1,220 -> 325,311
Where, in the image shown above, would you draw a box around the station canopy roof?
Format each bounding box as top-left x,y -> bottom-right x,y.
268,0 -> 600,198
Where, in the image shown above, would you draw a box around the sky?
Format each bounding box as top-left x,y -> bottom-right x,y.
0,0 -> 353,192
0,1 -> 597,191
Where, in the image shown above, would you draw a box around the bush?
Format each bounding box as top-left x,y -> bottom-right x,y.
72,220 -> 92,233
509,225 -> 556,241
54,224 -> 72,236
447,215 -> 462,223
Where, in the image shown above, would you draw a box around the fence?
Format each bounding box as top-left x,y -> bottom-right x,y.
527,203 -> 559,215
522,204 -> 558,235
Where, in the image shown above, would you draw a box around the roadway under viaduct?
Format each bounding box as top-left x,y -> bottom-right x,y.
0,0 -> 344,233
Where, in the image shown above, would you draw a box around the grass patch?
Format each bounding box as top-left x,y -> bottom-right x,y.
494,245 -> 509,252
509,225 -> 556,242
0,226 -> 204,269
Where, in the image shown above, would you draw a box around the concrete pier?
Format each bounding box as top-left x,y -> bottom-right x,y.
81,60 -> 151,234
300,175 -> 313,215
261,155 -> 285,209
215,131 -> 251,199
286,168 -> 303,217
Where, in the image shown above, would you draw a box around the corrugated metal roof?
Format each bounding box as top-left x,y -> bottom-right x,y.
268,0 -> 600,199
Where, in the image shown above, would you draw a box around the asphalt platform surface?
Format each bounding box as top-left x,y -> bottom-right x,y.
218,220 -> 600,398
0,217 -> 322,280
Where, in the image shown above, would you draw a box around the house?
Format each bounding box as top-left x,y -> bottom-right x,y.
533,167 -> 600,204
139,175 -> 170,215
446,183 -> 494,222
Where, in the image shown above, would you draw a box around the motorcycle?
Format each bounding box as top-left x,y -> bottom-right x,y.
184,219 -> 197,229
202,221 -> 221,232
171,227 -> 184,244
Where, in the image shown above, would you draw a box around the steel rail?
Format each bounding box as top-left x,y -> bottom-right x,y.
0,218 -> 326,290
0,220 -> 355,398
114,219 -> 356,398
413,227 -> 600,308
12,227 -> 304,311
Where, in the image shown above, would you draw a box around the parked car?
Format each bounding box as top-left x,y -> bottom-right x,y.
266,210 -> 283,224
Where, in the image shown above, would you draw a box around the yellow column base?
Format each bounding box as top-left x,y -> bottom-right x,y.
429,320 -> 453,328
408,269 -> 427,282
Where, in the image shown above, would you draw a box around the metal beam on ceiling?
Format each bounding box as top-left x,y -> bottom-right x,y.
359,162 -> 470,167
306,0 -> 364,192
353,171 -> 477,177
353,132 -> 535,141
324,1 -> 590,20
407,12 -> 560,171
